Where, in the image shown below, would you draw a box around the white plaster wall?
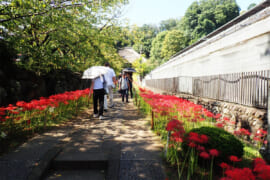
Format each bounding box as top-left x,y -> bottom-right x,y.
147,7 -> 270,79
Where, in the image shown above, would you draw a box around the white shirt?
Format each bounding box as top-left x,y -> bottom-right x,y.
104,68 -> 116,86
93,76 -> 104,89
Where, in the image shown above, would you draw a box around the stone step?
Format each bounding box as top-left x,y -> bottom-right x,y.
44,169 -> 105,180
52,149 -> 109,170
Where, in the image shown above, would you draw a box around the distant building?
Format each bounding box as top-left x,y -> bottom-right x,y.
118,47 -> 147,63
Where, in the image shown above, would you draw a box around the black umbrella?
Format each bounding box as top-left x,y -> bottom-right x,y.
123,67 -> 136,73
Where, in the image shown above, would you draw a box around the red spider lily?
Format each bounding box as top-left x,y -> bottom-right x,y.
224,168 -> 255,180
200,151 -> 210,159
188,132 -> 209,144
253,157 -> 266,167
199,118 -> 205,122
0,117 -> 6,122
200,134 -> 209,144
253,137 -> 261,142
196,145 -> 205,152
216,122 -> 225,128
220,162 -> 231,169
189,118 -> 198,123
170,123 -> 185,143
171,131 -> 185,139
213,114 -> 222,119
188,142 -> 197,148
6,104 -> 17,111
254,129 -> 267,139
209,149 -> 219,157
166,119 -> 184,132
0,111 -> 6,116
223,117 -> 230,122
229,155 -> 241,162
204,111 -> 214,118
220,178 -> 232,180
240,128 -> 250,135
234,128 -> 251,136
9,111 -> 19,115
188,132 -> 201,142
173,137 -> 183,143
253,129 -> 267,145
253,158 -> 270,180
16,101 -> 26,107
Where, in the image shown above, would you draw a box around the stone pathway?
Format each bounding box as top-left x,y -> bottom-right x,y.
0,95 -> 166,180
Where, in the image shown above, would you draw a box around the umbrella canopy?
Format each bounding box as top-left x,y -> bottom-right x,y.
82,66 -> 110,79
123,67 -> 136,73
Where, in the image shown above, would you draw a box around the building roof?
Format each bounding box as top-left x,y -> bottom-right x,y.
118,47 -> 147,63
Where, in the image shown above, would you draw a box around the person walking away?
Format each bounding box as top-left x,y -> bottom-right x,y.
117,73 -> 122,97
104,62 -> 116,110
119,73 -> 130,103
126,72 -> 133,99
89,75 -> 106,120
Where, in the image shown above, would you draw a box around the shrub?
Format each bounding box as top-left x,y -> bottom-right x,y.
182,126 -> 244,163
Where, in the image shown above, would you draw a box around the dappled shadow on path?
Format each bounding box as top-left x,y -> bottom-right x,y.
0,94 -> 166,180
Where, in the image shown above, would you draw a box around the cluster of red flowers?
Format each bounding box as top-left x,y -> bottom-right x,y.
215,116 -> 234,129
138,87 -> 270,179
234,128 -> 251,136
166,119 -> 185,142
0,88 -> 90,123
220,157 -> 270,180
185,132 -> 219,160
139,87 -> 219,124
253,129 -> 267,145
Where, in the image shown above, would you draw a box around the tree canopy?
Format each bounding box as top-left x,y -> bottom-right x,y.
179,0 -> 240,44
0,0 -> 129,75
141,0 -> 241,73
131,24 -> 159,58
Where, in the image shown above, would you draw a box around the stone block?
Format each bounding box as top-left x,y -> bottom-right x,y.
223,108 -> 230,114
255,111 -> 266,118
233,106 -> 240,111
239,115 -> 249,122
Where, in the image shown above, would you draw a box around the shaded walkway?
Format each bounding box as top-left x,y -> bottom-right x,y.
0,94 -> 166,180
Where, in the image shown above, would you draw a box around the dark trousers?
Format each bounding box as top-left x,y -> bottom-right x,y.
120,89 -> 129,102
129,83 -> 133,98
93,89 -> 105,116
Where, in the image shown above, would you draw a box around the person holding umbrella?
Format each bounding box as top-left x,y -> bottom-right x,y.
119,72 -> 130,103
89,75 -> 106,120
123,68 -> 136,99
83,66 -> 110,120
126,72 -> 133,99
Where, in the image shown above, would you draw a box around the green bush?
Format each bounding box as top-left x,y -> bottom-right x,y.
182,126 -> 244,163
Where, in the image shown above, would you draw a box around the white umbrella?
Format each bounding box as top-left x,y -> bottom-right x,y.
82,66 -> 110,79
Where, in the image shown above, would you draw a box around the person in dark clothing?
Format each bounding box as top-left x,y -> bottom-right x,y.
126,72 -> 133,98
118,73 -> 130,103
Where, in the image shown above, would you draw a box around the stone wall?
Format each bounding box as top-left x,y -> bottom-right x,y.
192,96 -> 267,135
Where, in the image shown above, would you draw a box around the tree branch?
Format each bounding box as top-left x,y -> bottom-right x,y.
0,3 -> 83,23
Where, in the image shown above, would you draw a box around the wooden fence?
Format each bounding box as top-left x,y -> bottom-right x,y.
145,70 -> 270,109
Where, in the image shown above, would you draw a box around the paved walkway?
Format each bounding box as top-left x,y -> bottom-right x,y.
0,95 -> 166,180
